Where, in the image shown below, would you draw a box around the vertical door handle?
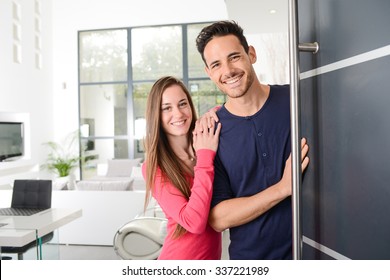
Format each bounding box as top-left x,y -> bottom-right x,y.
288,0 -> 319,260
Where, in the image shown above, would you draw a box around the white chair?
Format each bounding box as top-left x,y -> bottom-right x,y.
113,206 -> 167,260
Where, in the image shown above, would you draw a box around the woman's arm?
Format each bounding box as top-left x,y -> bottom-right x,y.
153,149 -> 217,234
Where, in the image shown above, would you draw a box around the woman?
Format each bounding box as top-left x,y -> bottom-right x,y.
142,76 -> 222,260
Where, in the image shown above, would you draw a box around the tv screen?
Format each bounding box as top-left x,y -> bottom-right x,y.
0,122 -> 24,161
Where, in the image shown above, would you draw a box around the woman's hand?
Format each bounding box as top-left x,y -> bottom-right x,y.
192,120 -> 221,153
194,106 -> 221,135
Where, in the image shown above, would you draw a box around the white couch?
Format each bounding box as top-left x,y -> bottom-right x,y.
52,159 -> 150,246
75,158 -> 144,191
52,190 -> 151,246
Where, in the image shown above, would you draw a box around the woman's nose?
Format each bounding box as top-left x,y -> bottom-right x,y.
172,106 -> 184,116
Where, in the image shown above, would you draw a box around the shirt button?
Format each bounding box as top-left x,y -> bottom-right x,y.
262,153 -> 267,157
258,132 -> 262,136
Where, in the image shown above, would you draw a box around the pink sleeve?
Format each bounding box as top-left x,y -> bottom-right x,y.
149,149 -> 216,234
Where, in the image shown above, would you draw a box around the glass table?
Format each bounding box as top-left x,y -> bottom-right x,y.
0,208 -> 82,260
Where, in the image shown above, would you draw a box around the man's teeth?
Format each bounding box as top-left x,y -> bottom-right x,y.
225,77 -> 240,84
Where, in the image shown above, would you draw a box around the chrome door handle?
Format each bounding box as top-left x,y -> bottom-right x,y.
299,42 -> 319,53
288,0 -> 319,260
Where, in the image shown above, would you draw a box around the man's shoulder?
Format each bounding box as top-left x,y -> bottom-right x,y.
270,84 -> 290,92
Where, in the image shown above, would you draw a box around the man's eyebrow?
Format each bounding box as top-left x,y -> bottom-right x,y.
228,51 -> 241,57
208,59 -> 220,67
208,51 -> 242,66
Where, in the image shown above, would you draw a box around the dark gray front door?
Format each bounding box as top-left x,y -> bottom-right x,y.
297,0 -> 390,259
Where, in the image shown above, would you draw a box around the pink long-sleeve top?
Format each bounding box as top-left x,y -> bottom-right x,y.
142,149 -> 221,260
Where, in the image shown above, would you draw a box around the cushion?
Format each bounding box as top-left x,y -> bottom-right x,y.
130,166 -> 146,190
130,166 -> 143,180
76,179 -> 134,191
53,180 -> 68,191
106,158 -> 142,177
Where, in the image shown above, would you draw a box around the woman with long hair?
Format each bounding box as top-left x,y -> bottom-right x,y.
142,76 -> 222,259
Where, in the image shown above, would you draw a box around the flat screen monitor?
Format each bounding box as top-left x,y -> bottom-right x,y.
0,122 -> 24,161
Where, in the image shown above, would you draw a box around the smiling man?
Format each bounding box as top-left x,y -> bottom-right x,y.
195,21 -> 309,260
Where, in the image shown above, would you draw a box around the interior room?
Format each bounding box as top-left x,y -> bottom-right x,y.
2,0 -> 390,268
0,0 -> 288,260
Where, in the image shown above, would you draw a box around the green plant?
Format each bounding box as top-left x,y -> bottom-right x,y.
42,131 -> 81,177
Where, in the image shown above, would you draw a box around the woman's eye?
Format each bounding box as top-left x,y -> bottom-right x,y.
162,107 -> 171,112
179,102 -> 188,108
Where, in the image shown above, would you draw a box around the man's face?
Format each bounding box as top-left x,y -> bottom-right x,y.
203,34 -> 256,99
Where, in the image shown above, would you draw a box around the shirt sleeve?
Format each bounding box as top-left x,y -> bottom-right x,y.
144,149 -> 216,234
211,154 -> 235,208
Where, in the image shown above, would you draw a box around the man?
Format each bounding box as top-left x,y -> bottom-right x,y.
195,20 -> 309,259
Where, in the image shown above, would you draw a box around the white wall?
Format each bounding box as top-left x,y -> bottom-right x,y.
225,0 -> 289,84
0,0 -> 54,185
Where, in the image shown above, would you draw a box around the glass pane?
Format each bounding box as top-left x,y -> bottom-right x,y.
79,29 -> 127,83
80,84 -> 128,137
187,23 -> 211,78
132,82 -> 151,160
133,82 -> 152,120
81,138 -> 130,179
132,26 -> 182,80
189,80 -> 226,117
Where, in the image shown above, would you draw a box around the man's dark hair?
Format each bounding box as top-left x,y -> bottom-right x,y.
196,20 -> 250,65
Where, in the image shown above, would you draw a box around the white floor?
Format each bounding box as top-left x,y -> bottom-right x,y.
59,244 -> 121,260
2,230 -> 230,260
1,244 -> 120,260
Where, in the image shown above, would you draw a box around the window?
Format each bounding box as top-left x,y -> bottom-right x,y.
78,22 -> 224,179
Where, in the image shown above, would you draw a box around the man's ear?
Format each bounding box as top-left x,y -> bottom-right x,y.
248,46 -> 257,64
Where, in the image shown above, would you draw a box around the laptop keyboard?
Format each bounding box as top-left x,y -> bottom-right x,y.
0,207 -> 47,216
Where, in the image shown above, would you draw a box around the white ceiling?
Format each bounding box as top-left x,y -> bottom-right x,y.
225,0 -> 288,34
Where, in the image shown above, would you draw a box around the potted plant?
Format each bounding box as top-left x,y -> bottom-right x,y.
41,130 -> 81,190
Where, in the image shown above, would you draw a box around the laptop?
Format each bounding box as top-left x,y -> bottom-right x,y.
0,180 -> 52,216
0,207 -> 48,216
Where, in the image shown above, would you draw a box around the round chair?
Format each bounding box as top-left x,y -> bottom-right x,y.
113,217 -> 167,260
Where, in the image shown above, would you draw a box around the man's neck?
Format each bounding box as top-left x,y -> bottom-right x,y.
225,83 -> 270,117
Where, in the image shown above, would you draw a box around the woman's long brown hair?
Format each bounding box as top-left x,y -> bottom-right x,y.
144,76 -> 197,238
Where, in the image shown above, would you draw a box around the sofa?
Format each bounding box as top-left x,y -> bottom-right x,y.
75,158 -> 144,191
52,158 -> 150,246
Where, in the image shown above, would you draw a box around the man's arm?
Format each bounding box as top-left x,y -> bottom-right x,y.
209,138 -> 309,232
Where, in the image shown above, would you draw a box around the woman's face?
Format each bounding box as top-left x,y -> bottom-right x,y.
160,84 -> 193,138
